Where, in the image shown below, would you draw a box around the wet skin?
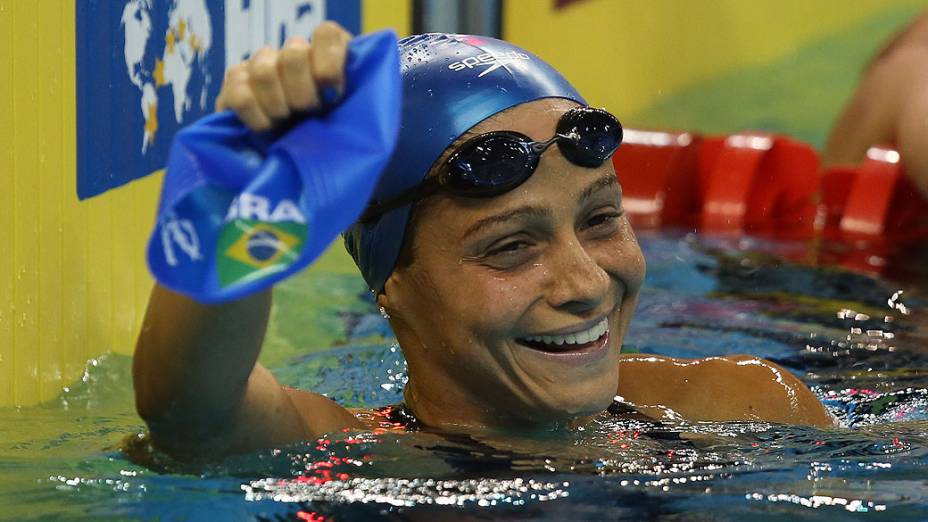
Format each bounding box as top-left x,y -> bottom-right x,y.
133,24 -> 833,460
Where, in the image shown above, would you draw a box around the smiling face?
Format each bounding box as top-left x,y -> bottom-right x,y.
378,99 -> 646,431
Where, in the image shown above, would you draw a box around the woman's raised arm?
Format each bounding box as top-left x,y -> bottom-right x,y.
132,22 -> 361,460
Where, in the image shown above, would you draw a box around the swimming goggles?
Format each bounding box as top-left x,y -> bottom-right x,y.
358,107 -> 623,223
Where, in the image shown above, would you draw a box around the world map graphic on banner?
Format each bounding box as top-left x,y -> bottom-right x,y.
121,0 -> 214,155
76,0 -> 360,200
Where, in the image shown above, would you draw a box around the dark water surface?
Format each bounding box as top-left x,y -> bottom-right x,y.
2,232 -> 928,521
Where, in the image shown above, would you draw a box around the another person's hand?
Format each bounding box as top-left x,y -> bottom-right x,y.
215,21 -> 351,132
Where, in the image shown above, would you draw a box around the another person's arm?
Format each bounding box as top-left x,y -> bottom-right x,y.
823,12 -> 928,198
133,23 -> 360,459
617,353 -> 835,427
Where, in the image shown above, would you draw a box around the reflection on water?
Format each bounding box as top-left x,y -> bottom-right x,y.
2,231 -> 928,520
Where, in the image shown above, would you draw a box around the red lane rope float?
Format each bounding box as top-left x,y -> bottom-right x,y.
697,132 -> 819,238
612,129 -> 701,228
819,164 -> 857,236
822,145 -> 928,273
613,128 -> 928,274
613,129 -> 819,238
837,146 -> 928,241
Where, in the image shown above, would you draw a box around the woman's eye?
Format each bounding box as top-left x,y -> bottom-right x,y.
584,211 -> 621,230
487,241 -> 531,256
482,240 -> 539,269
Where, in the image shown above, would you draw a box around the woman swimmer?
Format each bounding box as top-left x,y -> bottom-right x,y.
133,23 -> 833,459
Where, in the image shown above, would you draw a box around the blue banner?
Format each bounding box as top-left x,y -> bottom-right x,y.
76,0 -> 361,200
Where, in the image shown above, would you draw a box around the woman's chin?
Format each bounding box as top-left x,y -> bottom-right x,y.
553,390 -> 615,419
511,382 -> 618,426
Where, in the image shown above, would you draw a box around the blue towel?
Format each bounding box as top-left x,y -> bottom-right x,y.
147,31 -> 401,303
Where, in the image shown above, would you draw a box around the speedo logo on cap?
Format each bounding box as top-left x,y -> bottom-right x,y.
448,51 -> 532,77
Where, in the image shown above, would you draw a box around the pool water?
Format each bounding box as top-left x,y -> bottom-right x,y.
2,232 -> 928,521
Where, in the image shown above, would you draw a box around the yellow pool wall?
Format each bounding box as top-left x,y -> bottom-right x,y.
503,0 -> 928,116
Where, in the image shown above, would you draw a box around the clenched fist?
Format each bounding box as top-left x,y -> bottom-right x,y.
216,21 -> 352,132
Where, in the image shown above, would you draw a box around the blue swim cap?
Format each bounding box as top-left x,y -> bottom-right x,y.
343,33 -> 585,293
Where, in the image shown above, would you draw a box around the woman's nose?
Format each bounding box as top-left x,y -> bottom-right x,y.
545,239 -> 610,315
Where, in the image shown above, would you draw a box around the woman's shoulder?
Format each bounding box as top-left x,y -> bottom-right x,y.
617,353 -> 835,426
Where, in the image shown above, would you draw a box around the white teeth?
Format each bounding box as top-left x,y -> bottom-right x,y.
576,329 -> 591,344
523,318 -> 609,346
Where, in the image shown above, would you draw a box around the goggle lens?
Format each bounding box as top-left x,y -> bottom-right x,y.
445,136 -> 537,196
557,109 -> 623,167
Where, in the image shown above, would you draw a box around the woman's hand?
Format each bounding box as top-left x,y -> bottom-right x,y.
215,21 -> 352,132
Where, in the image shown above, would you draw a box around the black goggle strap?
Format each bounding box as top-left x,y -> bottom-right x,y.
358,175 -> 442,224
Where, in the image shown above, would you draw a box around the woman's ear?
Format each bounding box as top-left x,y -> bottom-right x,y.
376,291 -> 393,316
376,271 -> 404,319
